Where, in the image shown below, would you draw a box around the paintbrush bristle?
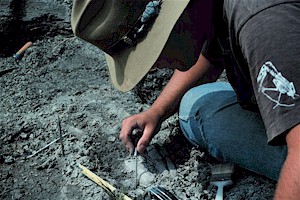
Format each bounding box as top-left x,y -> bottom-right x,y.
210,163 -> 234,182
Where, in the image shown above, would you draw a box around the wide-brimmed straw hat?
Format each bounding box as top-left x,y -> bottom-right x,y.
71,0 -> 213,91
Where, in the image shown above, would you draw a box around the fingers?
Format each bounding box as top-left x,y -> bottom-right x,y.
136,124 -> 155,154
120,111 -> 160,155
120,118 -> 137,154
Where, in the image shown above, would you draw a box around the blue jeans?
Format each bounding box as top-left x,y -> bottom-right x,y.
179,82 -> 287,180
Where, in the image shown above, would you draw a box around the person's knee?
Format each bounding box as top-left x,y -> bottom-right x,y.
180,82 -> 233,116
180,85 -> 206,109
179,82 -> 235,148
181,82 -> 233,103
179,85 -> 211,147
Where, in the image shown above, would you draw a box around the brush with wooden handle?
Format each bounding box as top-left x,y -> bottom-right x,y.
210,163 -> 234,200
13,41 -> 33,60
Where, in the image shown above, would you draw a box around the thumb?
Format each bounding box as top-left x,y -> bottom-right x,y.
136,126 -> 155,154
137,142 -> 147,154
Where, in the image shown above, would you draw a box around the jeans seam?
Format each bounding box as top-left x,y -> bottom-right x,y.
195,116 -> 209,147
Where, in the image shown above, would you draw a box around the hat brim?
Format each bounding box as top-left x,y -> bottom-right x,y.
106,0 -> 190,92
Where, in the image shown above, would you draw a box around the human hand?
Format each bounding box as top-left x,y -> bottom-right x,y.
120,109 -> 162,155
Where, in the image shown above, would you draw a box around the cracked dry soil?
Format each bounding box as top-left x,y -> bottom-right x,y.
1,1 -> 277,199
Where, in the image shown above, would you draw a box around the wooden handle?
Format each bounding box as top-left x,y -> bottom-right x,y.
16,41 -> 33,55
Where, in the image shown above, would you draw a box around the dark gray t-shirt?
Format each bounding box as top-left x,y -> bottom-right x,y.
203,0 -> 300,145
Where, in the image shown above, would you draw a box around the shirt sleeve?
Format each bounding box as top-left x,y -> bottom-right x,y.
201,38 -> 224,66
237,2 -> 300,145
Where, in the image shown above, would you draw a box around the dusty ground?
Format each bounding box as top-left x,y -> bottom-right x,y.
1,1 -> 277,199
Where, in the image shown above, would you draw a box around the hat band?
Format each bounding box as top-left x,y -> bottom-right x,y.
105,0 -> 162,55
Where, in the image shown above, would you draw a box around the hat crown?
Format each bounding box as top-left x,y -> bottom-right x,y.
71,0 -> 149,51
71,0 -> 197,92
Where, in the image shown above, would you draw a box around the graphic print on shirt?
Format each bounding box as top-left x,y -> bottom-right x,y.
257,61 -> 299,109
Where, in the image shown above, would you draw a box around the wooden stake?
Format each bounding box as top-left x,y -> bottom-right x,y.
78,164 -> 133,200
57,115 -> 65,156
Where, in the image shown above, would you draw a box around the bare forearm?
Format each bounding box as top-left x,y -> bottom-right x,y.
150,54 -> 219,121
275,124 -> 300,199
120,54 -> 224,154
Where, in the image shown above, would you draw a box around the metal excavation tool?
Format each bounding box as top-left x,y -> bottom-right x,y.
133,147 -> 138,189
145,186 -> 179,200
130,129 -> 142,189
